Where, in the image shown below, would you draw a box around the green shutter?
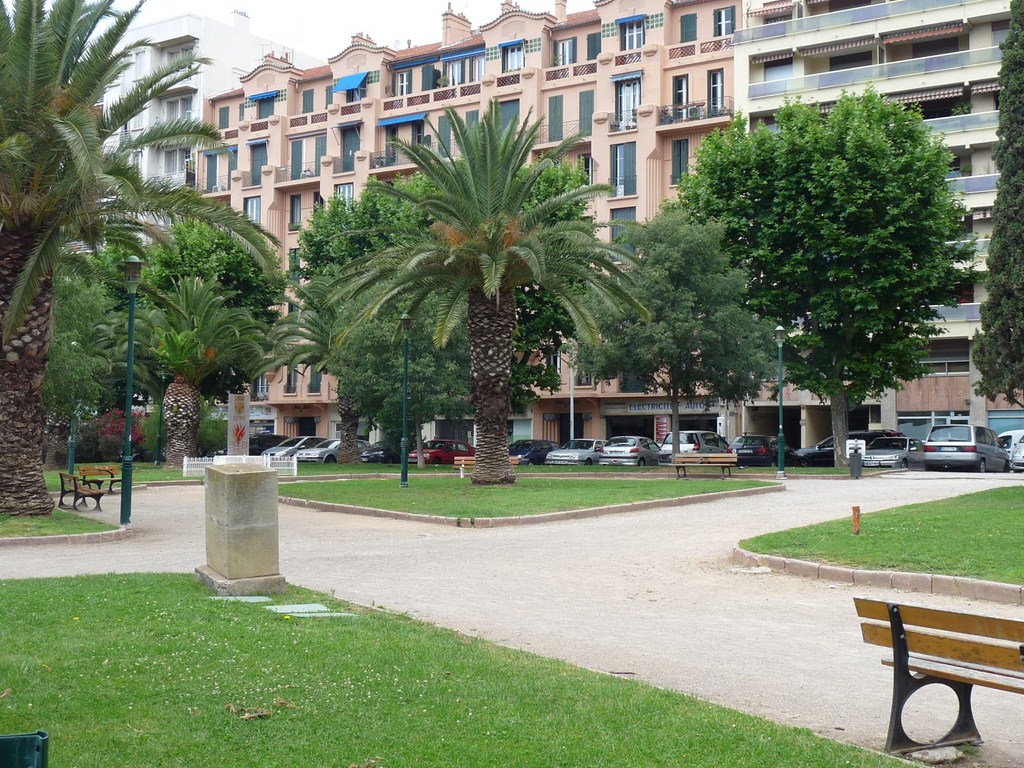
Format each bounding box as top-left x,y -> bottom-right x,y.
228,149 -> 237,173
553,38 -> 560,65
325,84 -> 334,106
314,134 -> 327,169
671,139 -> 689,183
681,13 -> 697,42
586,32 -> 601,60
290,140 -> 303,180
465,109 -> 479,128
302,88 -> 314,113
726,6 -> 736,33
251,143 -> 267,177
238,103 -> 245,120
578,90 -> 594,136
437,114 -> 451,151
205,153 -> 218,192
500,100 -> 520,130
342,128 -> 359,172
421,64 -> 438,91
624,142 -> 636,195
547,95 -> 563,142
218,106 -> 229,129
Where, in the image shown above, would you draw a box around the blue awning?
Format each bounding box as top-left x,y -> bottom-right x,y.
391,55 -> 440,70
610,71 -> 642,82
246,138 -> 268,146
440,46 -> 485,62
615,14 -> 645,24
249,90 -> 278,101
377,112 -> 427,128
337,120 -> 363,129
332,72 -> 369,93
498,38 -> 524,49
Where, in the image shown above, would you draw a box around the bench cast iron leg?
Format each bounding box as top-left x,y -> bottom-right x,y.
885,604 -> 982,754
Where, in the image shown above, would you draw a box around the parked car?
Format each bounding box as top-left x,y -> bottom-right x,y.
923,424 -> 1009,473
861,436 -> 925,470
545,439 -> 605,466
598,436 -> 661,466
408,439 -> 475,465
248,432 -> 287,456
997,430 -> 1024,473
727,434 -> 800,468
793,430 -> 904,467
360,442 -> 402,464
508,439 -> 560,465
657,431 -> 730,465
293,438 -> 369,463
262,436 -> 320,457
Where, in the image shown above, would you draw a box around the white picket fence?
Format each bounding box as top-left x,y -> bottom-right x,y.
182,454 -> 297,478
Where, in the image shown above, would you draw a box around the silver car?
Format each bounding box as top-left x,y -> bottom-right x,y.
545,439 -> 605,465
598,436 -> 661,466
862,436 -> 924,470
657,431 -> 730,464
262,436 -> 320,457
923,424 -> 1009,473
294,438 -> 369,463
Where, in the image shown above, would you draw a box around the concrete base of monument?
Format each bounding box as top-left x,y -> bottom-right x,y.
194,564 -> 286,596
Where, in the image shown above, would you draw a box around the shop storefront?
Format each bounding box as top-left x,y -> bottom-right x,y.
601,399 -> 724,440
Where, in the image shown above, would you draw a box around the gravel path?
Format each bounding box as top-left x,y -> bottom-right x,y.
5,471 -> 1023,765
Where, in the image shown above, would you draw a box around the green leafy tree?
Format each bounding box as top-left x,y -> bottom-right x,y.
335,102 -> 643,484
682,91 -> 967,464
0,0 -> 276,515
581,213 -> 775,454
974,5 -> 1024,404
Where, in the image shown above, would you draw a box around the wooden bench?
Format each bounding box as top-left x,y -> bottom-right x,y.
78,463 -> 121,493
58,473 -> 106,511
671,453 -> 737,479
854,597 -> 1024,754
454,455 -> 520,478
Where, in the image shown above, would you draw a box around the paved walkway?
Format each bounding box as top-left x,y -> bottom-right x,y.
5,472 -> 1024,765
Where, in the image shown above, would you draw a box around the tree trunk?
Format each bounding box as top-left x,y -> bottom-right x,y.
467,287 -> 517,485
0,231 -> 55,516
164,377 -> 201,469
44,414 -> 71,470
336,393 -> 361,463
830,390 -> 850,468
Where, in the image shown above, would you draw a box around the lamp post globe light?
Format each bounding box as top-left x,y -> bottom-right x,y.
120,256 -> 143,527
400,313 -> 411,489
774,325 -> 786,481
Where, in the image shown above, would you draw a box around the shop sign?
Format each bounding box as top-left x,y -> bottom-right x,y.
601,399 -> 720,416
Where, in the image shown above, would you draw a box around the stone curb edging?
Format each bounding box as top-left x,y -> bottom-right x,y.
0,526 -> 132,548
732,546 -> 1024,607
279,482 -> 784,528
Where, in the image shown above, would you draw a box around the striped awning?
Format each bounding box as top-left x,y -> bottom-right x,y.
752,50 -> 794,64
747,1 -> 793,17
972,81 -> 1002,94
882,23 -> 964,45
887,86 -> 964,104
799,37 -> 874,57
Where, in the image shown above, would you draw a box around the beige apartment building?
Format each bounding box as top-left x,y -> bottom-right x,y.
201,0 -> 1021,447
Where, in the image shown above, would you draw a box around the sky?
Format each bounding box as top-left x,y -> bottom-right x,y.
130,0 -> 594,62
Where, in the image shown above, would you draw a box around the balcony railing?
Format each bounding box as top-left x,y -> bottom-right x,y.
203,174 -> 232,193
659,98 -> 735,124
153,169 -> 196,188
933,303 -> 981,322
948,173 -> 999,194
538,119 -> 583,143
924,110 -> 1000,135
369,148 -> 411,169
609,110 -> 638,132
241,169 -> 261,187
749,47 -> 1002,99
276,162 -> 321,182
252,385 -> 269,401
333,155 -> 355,174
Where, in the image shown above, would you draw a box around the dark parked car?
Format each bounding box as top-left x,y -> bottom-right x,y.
360,442 -> 402,464
248,433 -> 287,455
727,434 -> 800,468
794,430 -> 903,467
508,439 -> 559,465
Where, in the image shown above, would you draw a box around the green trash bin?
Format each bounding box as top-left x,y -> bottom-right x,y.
0,731 -> 48,768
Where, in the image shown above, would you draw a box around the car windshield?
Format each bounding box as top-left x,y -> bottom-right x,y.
734,436 -> 766,447
277,438 -> 302,448
367,442 -> 388,451
423,440 -> 449,449
310,439 -> 335,449
660,433 -> 696,446
929,426 -> 971,442
606,437 -> 637,447
508,441 -> 533,450
869,438 -> 905,450
562,440 -> 593,450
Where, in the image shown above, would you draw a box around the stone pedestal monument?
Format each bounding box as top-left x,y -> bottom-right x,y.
195,464 -> 286,595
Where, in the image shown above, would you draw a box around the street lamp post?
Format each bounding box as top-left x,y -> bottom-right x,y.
400,313 -> 411,489
774,325 -> 786,481
120,256 -> 142,527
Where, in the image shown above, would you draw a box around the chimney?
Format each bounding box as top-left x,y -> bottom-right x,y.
442,6 -> 473,45
500,1 -> 519,14
350,32 -> 375,47
554,0 -> 566,22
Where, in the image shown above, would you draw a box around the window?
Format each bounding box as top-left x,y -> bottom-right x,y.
713,6 -> 736,37
307,368 -> 322,394
285,367 -> 298,394
501,43 -> 524,72
290,139 -> 304,180
421,65 -> 439,92
581,154 -> 593,183
465,109 -> 479,128
340,126 -> 359,173
250,142 -> 267,179
412,120 -> 426,145
447,59 -> 465,85
314,134 -> 326,173
680,13 -> 698,43
301,88 -> 314,113
672,75 -> 689,108
993,20 -> 1010,46
396,69 -> 413,96
238,102 -> 245,121
163,148 -> 189,175
288,249 -> 300,280
555,37 -> 577,65
346,84 -> 366,103
257,97 -> 274,119
289,194 -> 302,229
610,143 -> 636,196
579,90 -> 594,136
708,69 -> 725,111
586,32 -> 601,60
610,207 -> 636,243
615,77 -> 641,128
764,57 -> 794,82
243,196 -> 261,223
218,106 -> 230,129
325,84 -> 334,106
671,139 -> 689,184
830,51 -> 872,71
500,100 -> 520,130
205,153 -> 219,192
620,18 -> 645,51
912,37 -> 960,59
547,95 -> 563,141
437,113 -> 451,151
922,339 -> 970,376
334,183 -> 354,200
164,95 -> 192,122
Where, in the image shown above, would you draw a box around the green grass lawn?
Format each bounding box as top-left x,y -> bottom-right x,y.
0,508 -> 115,537
741,486 -> 1024,583
0,573 -> 899,768
280,476 -> 770,518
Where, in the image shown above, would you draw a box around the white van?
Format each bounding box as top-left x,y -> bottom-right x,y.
997,430 -> 1024,472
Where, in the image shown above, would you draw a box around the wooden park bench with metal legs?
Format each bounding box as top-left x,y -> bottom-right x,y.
671,453 -> 737,479
58,472 -> 106,511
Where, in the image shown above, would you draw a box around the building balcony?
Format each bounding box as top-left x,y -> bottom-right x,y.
537,119 -> 586,143
658,98 -> 735,125
252,385 -> 270,401
924,110 -> 1000,148
153,169 -> 196,188
202,174 -> 232,194
369,148 -> 412,170
609,110 -> 638,133
948,172 -> 999,194
275,162 -> 321,183
333,155 -> 355,174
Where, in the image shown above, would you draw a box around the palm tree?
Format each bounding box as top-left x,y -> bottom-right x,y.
0,0 -> 277,514
337,102 -> 643,484
138,279 -> 268,468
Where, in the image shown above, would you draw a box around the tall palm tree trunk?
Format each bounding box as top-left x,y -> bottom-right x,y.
164,377 -> 201,469
0,234 -> 55,515
467,288 -> 516,485
336,393 -> 362,463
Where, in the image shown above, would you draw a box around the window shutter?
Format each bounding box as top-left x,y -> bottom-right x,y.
422,64 -> 439,91
726,6 -> 736,33
437,114 -> 451,151
500,100 -> 520,130
218,106 -> 229,129
623,142 -> 636,195
548,95 -> 563,141
586,32 -> 601,60
314,134 -> 327,166
553,38 -> 559,65
290,140 -> 303,180
671,139 -> 689,183
465,109 -> 479,128
342,128 -> 359,172
681,14 -> 697,43
570,38 -> 578,64
325,85 -> 334,106
238,103 -> 245,120
302,89 -> 314,113
205,154 -> 218,191
578,90 -> 594,136
228,149 -> 237,173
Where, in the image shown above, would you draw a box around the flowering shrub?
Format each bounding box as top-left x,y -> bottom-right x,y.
82,408 -> 147,460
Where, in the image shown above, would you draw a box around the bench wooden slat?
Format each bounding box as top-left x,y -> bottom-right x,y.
855,597 -> 1024,642
861,623 -> 1024,674
454,455 -> 519,477
672,452 -> 736,479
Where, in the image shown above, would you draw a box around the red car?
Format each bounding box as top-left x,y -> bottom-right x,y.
408,439 -> 475,465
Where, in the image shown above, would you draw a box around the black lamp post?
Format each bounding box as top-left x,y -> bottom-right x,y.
774,325 -> 786,481
400,313 -> 411,489
120,255 -> 142,527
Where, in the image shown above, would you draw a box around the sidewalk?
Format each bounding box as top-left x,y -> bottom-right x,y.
4,472 -> 1023,765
